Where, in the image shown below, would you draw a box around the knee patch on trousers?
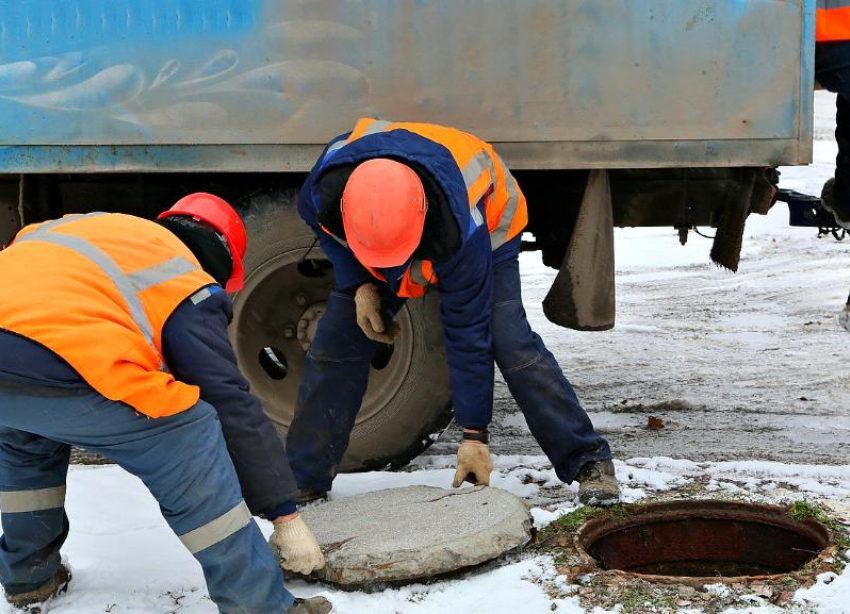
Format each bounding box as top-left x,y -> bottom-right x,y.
492,300 -> 543,373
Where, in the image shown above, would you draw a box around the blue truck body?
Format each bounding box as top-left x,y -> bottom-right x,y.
0,0 -> 824,474
0,0 -> 815,173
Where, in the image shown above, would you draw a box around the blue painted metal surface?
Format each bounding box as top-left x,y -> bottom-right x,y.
0,0 -> 815,172
0,1 -> 259,62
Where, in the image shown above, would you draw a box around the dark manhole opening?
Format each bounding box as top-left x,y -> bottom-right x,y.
578,501 -> 831,579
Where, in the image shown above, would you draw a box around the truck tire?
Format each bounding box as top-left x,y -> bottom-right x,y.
230,187 -> 453,472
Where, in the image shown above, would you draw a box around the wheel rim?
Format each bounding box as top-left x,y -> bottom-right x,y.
231,245 -> 415,432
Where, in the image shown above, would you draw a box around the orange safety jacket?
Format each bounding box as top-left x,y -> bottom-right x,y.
324,118 -> 528,298
817,1 -> 850,42
0,213 -> 215,418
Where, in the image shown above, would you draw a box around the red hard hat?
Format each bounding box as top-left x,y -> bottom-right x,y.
158,193 -> 247,292
342,159 -> 427,268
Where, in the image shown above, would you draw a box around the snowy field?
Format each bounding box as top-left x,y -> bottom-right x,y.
1,92 -> 848,613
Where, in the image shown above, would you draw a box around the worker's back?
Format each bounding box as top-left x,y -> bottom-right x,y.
0,213 -> 213,416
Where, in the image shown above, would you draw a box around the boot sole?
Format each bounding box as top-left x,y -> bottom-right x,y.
7,567 -> 71,613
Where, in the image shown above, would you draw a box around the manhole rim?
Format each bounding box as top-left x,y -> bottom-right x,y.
574,500 -> 835,587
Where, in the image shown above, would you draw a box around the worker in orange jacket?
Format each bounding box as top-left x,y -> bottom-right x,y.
0,196 -> 329,614
290,120 -> 619,507
814,2 -> 850,329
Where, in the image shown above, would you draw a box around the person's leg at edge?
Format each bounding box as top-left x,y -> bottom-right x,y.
0,387 -> 294,614
831,92 -> 850,218
815,41 -> 850,223
287,287 -> 406,495
0,424 -> 70,597
490,243 -> 612,485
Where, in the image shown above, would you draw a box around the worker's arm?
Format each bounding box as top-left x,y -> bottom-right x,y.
434,225 -> 496,430
296,152 -> 374,292
317,231 -> 373,291
161,287 -> 298,519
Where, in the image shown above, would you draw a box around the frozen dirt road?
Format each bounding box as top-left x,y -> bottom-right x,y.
430,91 -> 850,466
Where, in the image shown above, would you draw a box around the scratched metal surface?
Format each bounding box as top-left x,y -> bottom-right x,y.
0,0 -> 814,171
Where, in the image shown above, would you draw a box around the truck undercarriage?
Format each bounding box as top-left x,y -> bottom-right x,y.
0,167 -> 780,470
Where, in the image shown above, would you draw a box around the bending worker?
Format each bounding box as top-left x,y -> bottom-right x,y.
289,119 -> 619,507
814,1 -> 850,330
0,196 -> 329,614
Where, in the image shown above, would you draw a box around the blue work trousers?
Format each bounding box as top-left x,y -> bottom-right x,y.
0,385 -> 294,614
287,250 -> 611,492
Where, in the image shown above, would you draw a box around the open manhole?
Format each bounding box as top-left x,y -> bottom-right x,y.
577,501 -> 831,582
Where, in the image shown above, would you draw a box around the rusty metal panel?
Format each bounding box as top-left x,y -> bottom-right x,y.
0,1 -> 814,171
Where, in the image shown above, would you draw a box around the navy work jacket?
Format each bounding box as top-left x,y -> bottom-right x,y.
299,129 -> 518,429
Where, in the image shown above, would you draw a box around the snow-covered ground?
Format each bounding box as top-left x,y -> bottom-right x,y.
1,92 -> 848,613
457,91 -> 850,466
2,457 -> 847,614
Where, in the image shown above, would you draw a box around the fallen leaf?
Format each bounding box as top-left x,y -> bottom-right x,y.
647,416 -> 665,430
775,591 -> 795,606
753,583 -> 774,598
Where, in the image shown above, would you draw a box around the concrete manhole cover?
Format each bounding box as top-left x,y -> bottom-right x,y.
300,486 -> 533,588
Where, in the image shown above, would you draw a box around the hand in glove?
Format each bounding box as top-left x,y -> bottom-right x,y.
269,514 -> 326,575
452,441 -> 493,488
355,283 -> 400,344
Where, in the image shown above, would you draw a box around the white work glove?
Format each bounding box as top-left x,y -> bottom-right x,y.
452,441 -> 493,488
354,283 -> 400,344
840,304 -> 850,332
269,514 -> 326,575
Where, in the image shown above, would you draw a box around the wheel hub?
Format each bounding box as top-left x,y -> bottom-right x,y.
231,248 -> 414,432
296,302 -> 327,351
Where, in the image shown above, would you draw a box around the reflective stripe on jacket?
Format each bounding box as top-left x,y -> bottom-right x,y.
323,119 -> 528,298
0,213 -> 215,418
818,0 -> 850,42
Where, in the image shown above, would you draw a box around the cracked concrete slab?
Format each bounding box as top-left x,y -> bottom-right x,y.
300,485 -> 533,588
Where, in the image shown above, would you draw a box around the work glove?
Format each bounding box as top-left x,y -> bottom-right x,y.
355,283 -> 400,344
452,441 -> 493,488
269,514 -> 326,575
840,303 -> 850,332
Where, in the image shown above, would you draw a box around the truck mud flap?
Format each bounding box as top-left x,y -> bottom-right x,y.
543,169 -> 615,332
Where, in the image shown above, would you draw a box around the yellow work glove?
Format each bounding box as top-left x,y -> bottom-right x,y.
269,514 -> 326,575
452,441 -> 493,488
354,283 -> 400,344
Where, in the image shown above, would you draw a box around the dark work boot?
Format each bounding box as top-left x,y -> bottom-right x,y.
576,460 -> 620,507
287,596 -> 333,614
822,178 -> 850,230
5,564 -> 71,613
